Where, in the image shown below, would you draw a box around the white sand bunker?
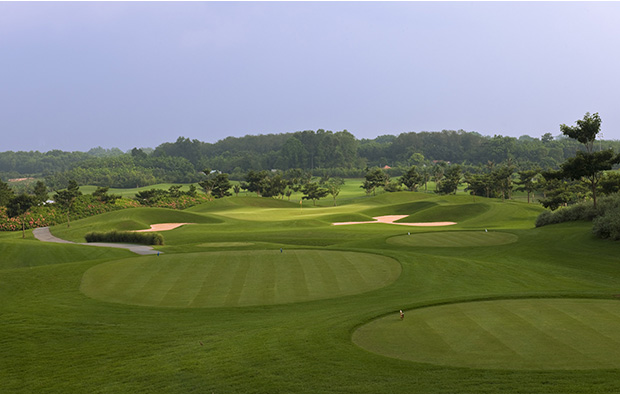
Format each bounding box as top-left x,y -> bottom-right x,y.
132,223 -> 193,232
333,215 -> 456,227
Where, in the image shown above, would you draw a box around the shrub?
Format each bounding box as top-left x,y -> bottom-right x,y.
84,231 -> 164,245
534,200 -> 596,227
592,205 -> 620,240
536,193 -> 620,241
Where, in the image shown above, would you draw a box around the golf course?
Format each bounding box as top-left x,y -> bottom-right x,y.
2,187 -> 620,393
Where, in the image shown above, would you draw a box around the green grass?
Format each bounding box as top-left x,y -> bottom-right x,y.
81,250 -> 401,308
3,189 -> 620,393
387,230 -> 519,247
353,298 -> 620,370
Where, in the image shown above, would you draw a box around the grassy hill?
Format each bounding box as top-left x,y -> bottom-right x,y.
2,190 -> 620,393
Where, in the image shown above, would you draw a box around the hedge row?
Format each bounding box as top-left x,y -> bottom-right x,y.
85,231 -> 164,246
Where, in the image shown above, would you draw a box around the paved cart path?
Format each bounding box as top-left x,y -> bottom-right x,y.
33,227 -> 161,255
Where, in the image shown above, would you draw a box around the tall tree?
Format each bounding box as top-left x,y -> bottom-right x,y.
560,112 -> 601,154
491,165 -> 515,201
515,169 -> 540,203
559,112 -> 620,207
53,180 -> 82,227
7,193 -> 36,238
32,180 -> 49,206
0,178 -> 15,207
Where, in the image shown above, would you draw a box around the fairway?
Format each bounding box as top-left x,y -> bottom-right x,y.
7,191 -> 620,393
387,230 -> 518,247
81,250 -> 401,307
353,298 -> 620,370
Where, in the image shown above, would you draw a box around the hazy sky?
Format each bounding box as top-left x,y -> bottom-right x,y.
2,1 -> 620,152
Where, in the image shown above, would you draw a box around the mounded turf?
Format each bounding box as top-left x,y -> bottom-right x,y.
80,250 -> 401,307
353,298 -> 620,370
387,230 -> 518,247
7,188 -> 620,393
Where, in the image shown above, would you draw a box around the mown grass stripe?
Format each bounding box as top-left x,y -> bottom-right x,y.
225,261 -> 251,306
355,299 -> 620,370
81,250 -> 399,308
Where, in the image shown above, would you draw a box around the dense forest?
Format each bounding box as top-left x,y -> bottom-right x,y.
2,129 -> 620,189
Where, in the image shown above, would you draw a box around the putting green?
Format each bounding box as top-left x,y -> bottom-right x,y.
81,250 -> 401,308
353,299 -> 620,370
387,231 -> 518,247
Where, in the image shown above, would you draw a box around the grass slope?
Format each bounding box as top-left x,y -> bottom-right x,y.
2,190 -> 620,393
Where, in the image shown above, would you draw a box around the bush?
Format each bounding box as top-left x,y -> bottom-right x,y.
536,192 -> 620,241
592,205 -> 620,240
84,231 -> 164,245
535,199 -> 599,227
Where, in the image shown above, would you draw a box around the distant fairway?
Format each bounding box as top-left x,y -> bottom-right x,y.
353,298 -> 620,370
81,250 -> 401,307
387,230 -> 518,247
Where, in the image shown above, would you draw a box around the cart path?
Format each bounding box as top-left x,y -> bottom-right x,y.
33,227 -> 161,255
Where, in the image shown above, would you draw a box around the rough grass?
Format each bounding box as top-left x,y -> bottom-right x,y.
2,190 -> 620,393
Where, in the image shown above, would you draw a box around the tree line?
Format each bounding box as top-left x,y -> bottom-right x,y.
2,113 -> 619,239
2,128 -> 620,190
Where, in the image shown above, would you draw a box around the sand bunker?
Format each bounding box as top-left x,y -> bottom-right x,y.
132,223 -> 193,232
333,215 -> 456,227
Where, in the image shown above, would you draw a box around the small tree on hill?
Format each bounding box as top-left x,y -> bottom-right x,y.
324,177 -> 345,206
93,186 -> 120,204
301,182 -> 329,206
436,165 -> 462,195
400,166 -> 423,192
212,173 -> 232,198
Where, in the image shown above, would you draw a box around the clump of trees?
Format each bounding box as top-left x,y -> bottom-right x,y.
534,113 -> 620,240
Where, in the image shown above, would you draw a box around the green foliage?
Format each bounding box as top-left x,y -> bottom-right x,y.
0,178 -> 14,207
592,205 -> 620,240
535,192 -> 620,241
599,171 -> 620,195
560,112 -> 601,153
92,186 -> 121,204
435,165 -> 462,195
514,169 -> 540,203
399,166 -> 423,191
6,193 -> 37,237
361,167 -> 389,196
301,182 -> 329,205
84,230 -> 164,245
32,180 -> 49,205
560,150 -> 620,207
323,177 -> 345,206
